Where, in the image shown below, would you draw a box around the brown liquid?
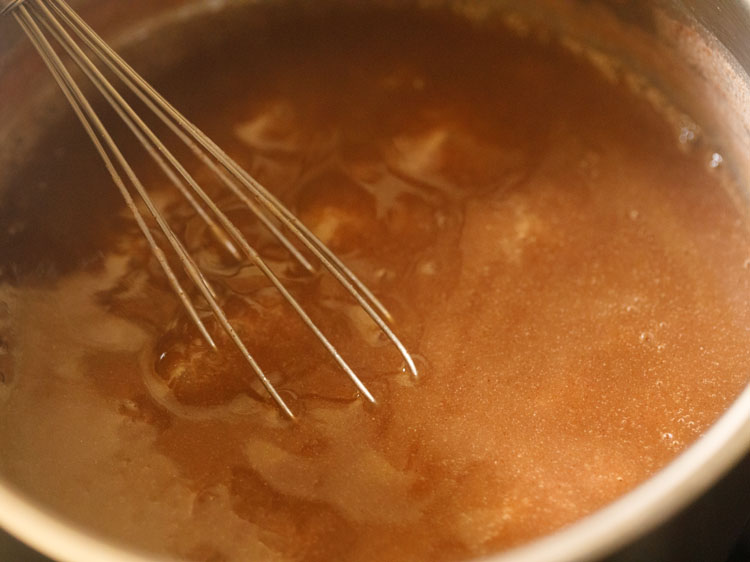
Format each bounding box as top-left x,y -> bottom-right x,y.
1,5 -> 750,562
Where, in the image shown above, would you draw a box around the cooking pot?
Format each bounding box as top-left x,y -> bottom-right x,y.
0,1 -> 749,561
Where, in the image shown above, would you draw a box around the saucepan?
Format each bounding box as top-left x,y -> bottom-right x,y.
0,1 -> 749,561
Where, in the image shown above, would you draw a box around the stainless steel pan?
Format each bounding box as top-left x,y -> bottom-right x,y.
0,2 -> 749,561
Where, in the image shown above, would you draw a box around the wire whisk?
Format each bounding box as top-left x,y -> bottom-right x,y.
1,0 -> 418,418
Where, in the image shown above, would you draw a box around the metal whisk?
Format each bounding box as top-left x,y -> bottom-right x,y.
1,0 -> 417,417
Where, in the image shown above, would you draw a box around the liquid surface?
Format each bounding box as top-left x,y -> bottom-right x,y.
1,5 -> 750,562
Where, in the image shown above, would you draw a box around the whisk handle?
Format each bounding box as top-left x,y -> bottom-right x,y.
1,0 -> 26,16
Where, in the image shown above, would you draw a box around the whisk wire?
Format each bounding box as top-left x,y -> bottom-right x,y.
16,0 -> 301,417
25,1 -> 225,322
8,0 -> 418,416
13,4 -> 218,352
46,0 -> 316,271
47,0 -> 416,375
32,0 -> 379,405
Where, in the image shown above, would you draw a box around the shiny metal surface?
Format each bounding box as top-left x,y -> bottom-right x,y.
0,1 -> 749,562
0,0 -> 26,16
683,0 -> 750,72
7,0 -> 417,418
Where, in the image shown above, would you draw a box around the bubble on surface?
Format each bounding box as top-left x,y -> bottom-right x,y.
678,121 -> 699,146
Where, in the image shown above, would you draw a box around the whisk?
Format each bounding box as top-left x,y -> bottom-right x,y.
1,0 -> 417,418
